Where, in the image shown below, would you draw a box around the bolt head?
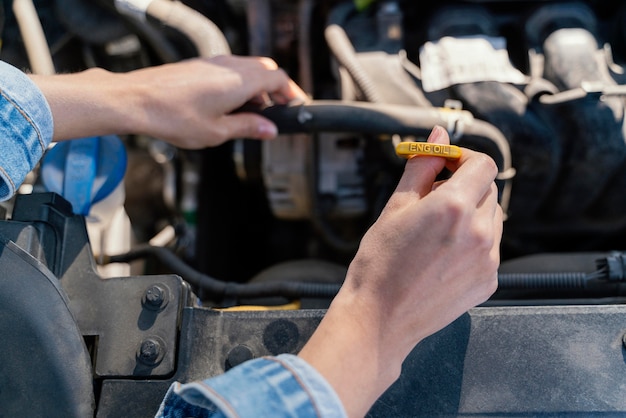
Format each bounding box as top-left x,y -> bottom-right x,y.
137,337 -> 165,366
142,284 -> 169,311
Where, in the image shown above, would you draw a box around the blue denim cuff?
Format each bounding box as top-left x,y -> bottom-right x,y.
156,354 -> 347,418
0,60 -> 53,201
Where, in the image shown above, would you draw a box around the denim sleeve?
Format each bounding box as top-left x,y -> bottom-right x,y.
0,60 -> 53,201
155,354 -> 347,418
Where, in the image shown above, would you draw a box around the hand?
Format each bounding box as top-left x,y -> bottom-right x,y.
122,55 -> 307,148
31,55 -> 307,148
347,125 -> 501,347
299,126 -> 502,417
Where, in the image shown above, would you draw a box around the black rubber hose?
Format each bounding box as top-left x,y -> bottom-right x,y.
56,0 -> 132,45
97,0 -> 230,58
144,0 -> 231,58
103,245 -> 342,302
258,101 -> 512,170
259,100 -> 448,136
256,100 -> 515,214
104,245 -> 607,301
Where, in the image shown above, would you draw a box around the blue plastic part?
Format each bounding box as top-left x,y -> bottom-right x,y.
41,136 -> 127,216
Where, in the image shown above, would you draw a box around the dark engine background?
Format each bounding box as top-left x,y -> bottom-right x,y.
1,0 -> 625,290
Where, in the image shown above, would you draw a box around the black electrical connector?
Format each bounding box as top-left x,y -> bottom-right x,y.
596,252 -> 626,282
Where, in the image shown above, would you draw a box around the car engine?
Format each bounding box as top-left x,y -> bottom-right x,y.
0,0 -> 625,416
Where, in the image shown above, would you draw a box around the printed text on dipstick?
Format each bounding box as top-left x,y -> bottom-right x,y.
409,143 -> 451,155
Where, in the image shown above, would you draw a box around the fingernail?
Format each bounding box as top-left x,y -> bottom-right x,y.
428,125 -> 446,143
258,122 -> 278,138
287,95 -> 309,106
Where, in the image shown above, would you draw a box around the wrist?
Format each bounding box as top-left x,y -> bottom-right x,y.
86,69 -> 148,137
31,68 -> 144,140
298,288 -> 406,417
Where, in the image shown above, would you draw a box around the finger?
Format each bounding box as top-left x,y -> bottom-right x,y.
492,203 -> 504,260
469,184 -> 502,299
239,57 -> 308,103
208,55 -> 307,105
440,149 -> 499,205
431,179 -> 446,192
219,113 -> 278,140
481,184 -> 503,274
469,181 -> 498,241
394,125 -> 449,198
486,202 -> 504,296
263,73 -> 308,104
476,181 -> 499,212
493,203 -> 504,250
474,182 -> 500,241
269,80 -> 309,105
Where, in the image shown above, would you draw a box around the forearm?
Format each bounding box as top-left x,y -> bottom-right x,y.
30,56 -> 306,148
298,289 -> 408,418
29,68 -> 143,141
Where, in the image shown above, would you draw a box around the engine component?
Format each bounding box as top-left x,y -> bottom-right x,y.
3,1 -> 626,415
2,193 -> 626,417
113,0 -> 231,57
321,1 -> 626,260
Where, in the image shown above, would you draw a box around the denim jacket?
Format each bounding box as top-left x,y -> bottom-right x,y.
155,354 -> 347,418
0,60 -> 53,201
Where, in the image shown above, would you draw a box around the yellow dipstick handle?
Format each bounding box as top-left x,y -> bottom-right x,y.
395,142 -> 462,160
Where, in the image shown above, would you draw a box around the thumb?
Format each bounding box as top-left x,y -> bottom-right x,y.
220,113 -> 278,140
394,125 -> 450,198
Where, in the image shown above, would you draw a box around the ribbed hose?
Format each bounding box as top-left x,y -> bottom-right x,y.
498,272 -> 589,290
324,24 -> 384,103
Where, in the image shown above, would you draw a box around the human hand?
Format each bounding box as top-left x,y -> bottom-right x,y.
123,55 -> 308,148
32,55 -> 307,148
345,125 -> 501,349
299,125 -> 502,417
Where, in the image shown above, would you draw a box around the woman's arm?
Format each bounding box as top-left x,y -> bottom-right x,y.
30,55 -> 307,148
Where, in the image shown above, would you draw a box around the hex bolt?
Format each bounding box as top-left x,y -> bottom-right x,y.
142,284 -> 169,311
137,337 -> 164,366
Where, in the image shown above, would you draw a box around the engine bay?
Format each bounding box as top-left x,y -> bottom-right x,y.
1,0 -> 626,416
2,0 -> 625,300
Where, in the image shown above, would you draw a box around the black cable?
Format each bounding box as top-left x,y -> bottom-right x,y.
104,245 -> 623,302
103,245 -> 342,304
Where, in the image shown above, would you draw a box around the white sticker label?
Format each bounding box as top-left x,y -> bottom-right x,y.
419,35 -> 528,92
